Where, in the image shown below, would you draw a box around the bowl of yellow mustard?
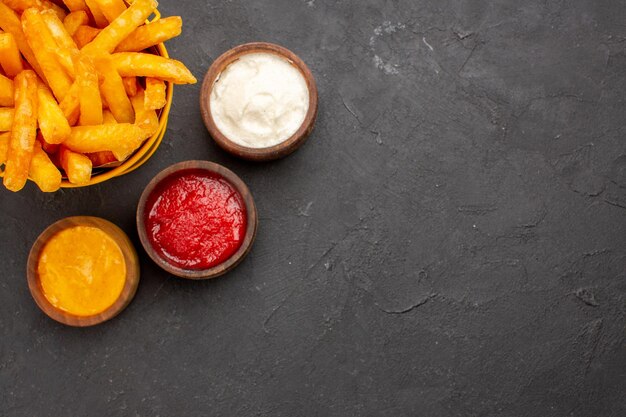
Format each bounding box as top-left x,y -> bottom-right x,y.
27,216 -> 140,327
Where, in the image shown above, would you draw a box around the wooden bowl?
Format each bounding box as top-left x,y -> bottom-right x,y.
27,217 -> 140,327
136,161 -> 258,279
200,42 -> 318,161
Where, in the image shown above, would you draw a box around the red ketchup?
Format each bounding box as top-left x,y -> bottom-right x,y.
144,169 -> 247,270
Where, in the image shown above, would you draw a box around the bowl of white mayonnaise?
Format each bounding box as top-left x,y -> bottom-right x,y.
200,42 -> 318,161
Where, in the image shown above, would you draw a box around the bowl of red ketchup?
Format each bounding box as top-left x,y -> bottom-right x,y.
136,161 -> 257,279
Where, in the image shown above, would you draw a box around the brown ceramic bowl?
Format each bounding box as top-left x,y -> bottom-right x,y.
200,42 -> 318,161
136,161 -> 258,279
27,217 -> 140,327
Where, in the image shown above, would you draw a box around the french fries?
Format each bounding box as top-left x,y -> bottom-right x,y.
122,76 -> 138,96
41,10 -> 79,53
1,132 -> 60,192
0,33 -> 24,77
144,77 -> 166,110
84,0 -> 109,28
0,1 -> 43,77
22,9 -> 73,100
95,55 -> 134,123
102,109 -> 116,124
82,0 -> 157,54
74,25 -> 100,48
29,141 -> 62,192
38,82 -> 71,144
75,55 -> 103,125
0,0 -> 195,192
86,150 -> 116,166
1,1 -> 66,20
116,16 -> 182,53
111,53 -> 197,84
0,1 -> 41,13
0,132 -> 9,162
59,81 -> 80,126
62,0 -> 88,13
131,89 -> 159,139
38,131 -> 60,155
3,70 -> 38,192
64,123 -> 146,161
63,10 -> 89,36
42,1 -> 68,21
93,0 -> 127,23
59,146 -> 92,185
0,108 -> 13,131
0,74 -> 14,106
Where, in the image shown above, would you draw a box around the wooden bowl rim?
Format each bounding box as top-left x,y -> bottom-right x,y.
136,160 -> 258,280
27,216 -> 140,327
200,42 -> 318,161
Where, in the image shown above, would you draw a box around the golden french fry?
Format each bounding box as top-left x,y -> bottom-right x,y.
0,108 -> 13,131
59,82 -> 80,126
37,131 -> 60,155
86,150 -> 117,166
73,25 -> 100,48
41,10 -> 79,53
101,93 -> 109,109
144,77 -> 166,110
38,82 -> 71,144
94,55 -> 134,123
82,0 -> 158,54
94,0 -> 127,23
111,53 -> 196,84
24,9 -> 76,78
102,109 -> 116,124
0,33 -> 24,77
22,9 -> 73,101
0,132 -> 9,163
59,146 -> 92,184
40,11 -> 79,81
63,11 -> 89,36
116,16 -> 182,52
122,76 -> 138,97
0,2 -> 43,78
0,0 -> 41,12
131,89 -> 159,138
42,1 -> 67,21
3,70 -> 38,192
62,0 -> 88,12
1,132 -> 59,191
0,74 -> 14,107
75,55 -> 103,125
30,141 -> 62,192
84,0 -> 109,28
2,1 -> 67,23
64,123 -> 146,161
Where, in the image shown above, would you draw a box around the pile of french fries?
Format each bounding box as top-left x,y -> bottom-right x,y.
0,0 -> 196,192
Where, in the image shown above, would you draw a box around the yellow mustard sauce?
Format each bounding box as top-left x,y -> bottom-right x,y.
37,226 -> 126,316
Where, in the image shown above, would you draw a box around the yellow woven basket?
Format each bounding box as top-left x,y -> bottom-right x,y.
0,7 -> 174,190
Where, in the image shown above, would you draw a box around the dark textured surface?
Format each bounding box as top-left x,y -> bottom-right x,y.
1,0 -> 625,415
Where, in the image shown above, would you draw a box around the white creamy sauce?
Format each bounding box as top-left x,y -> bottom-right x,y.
210,53 -> 310,148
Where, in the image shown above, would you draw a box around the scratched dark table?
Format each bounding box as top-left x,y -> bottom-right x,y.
1,1 -> 625,416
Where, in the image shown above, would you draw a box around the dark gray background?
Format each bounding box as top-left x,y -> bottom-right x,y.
1,0 -> 625,415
